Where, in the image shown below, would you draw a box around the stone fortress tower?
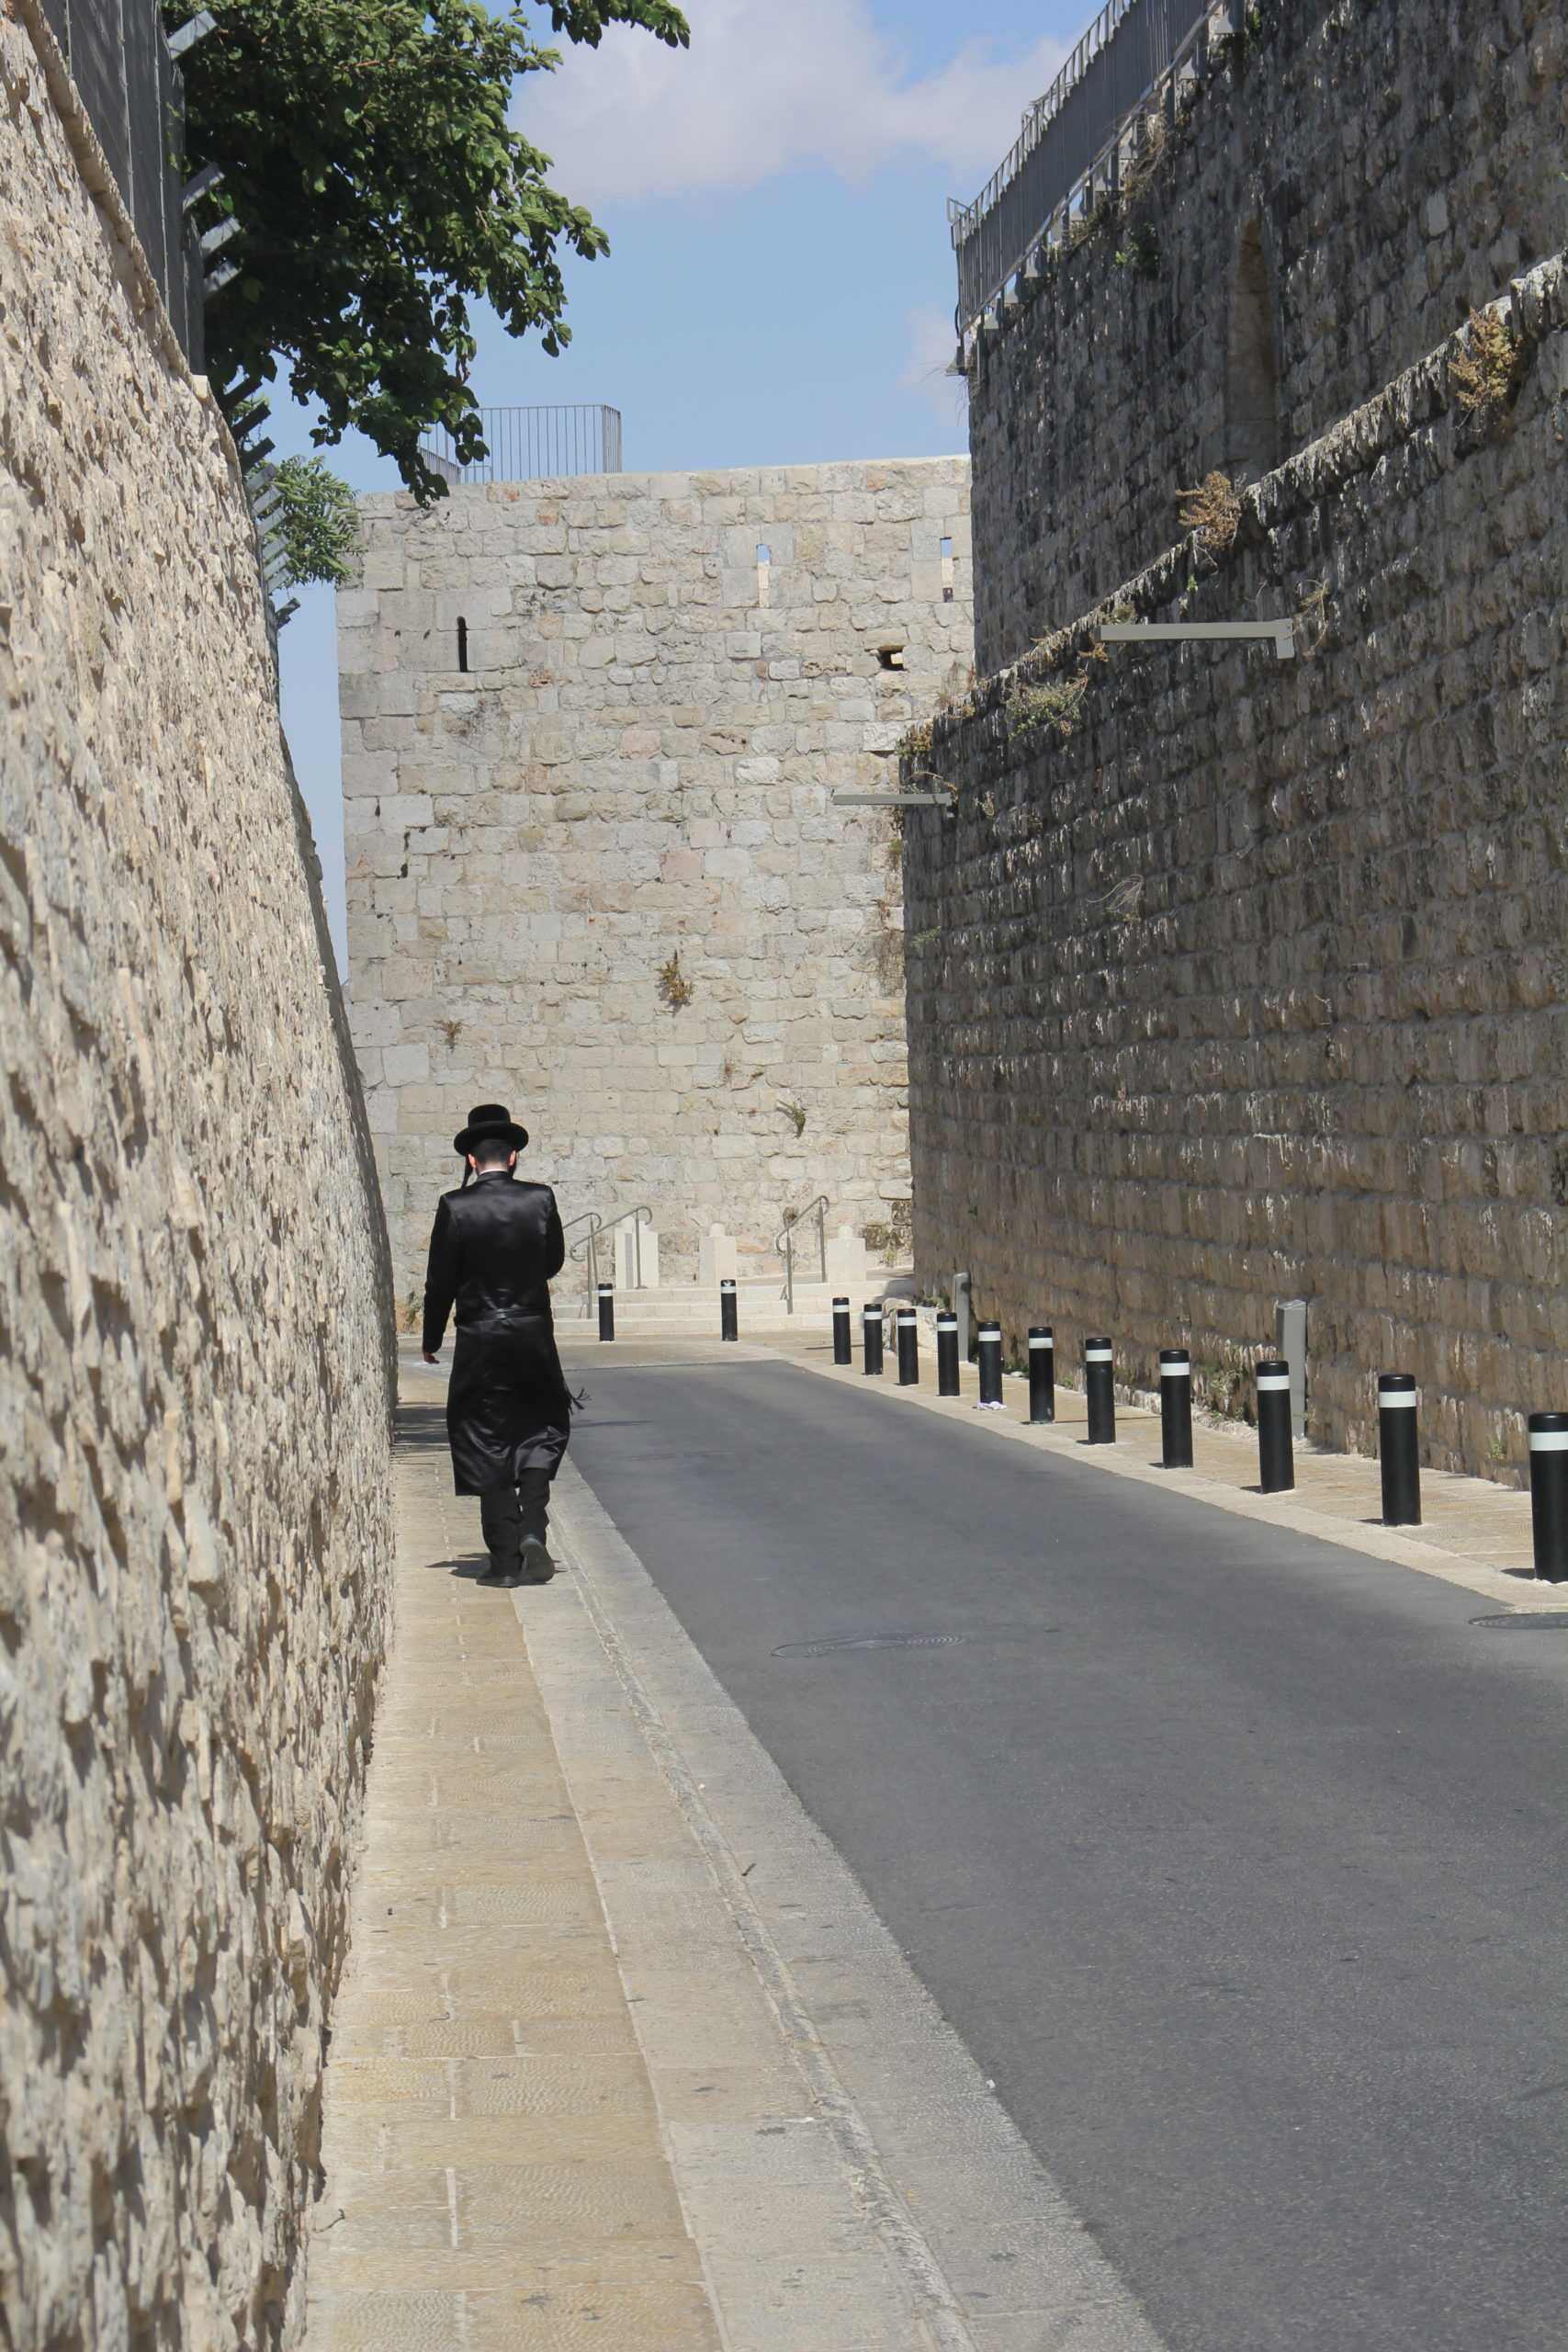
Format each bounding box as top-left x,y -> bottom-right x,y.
339,447 -> 973,1306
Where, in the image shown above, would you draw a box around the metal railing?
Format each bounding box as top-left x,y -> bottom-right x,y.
419,404 -> 624,486
776,1196 -> 829,1317
561,1210 -> 604,1302
37,0 -> 202,365
568,1204 -> 653,1302
948,0 -> 1220,336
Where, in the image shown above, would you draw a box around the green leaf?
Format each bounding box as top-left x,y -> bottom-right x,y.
262,454 -> 360,587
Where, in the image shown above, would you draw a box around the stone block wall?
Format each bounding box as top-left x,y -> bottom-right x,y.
904,252 -> 1568,1483
966,0 -> 1567,671
341,460 -> 973,1303
2,12 -> 396,2347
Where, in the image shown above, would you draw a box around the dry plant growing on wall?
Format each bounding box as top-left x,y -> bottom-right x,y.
1093,874 -> 1145,922
1177,471 -> 1244,557
1120,112 -> 1167,202
1449,309 -> 1524,430
1008,673 -> 1089,741
657,951 -> 694,1011
1294,576 -> 1332,658
437,1016 -> 463,1050
863,1201 -> 914,1267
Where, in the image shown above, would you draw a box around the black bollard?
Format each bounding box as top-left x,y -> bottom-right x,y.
863,1303 -> 884,1376
1378,1374 -> 1421,1526
1159,1348 -> 1193,1469
1028,1327 -> 1055,1424
1529,1412 -> 1568,1582
977,1321 -> 1003,1407
597,1282 -> 615,1342
1085,1338 -> 1115,1444
896,1306 -> 919,1386
719,1278 -> 739,1342
936,1311 -> 960,1396
832,1296 -> 852,1365
1256,1358 -> 1294,1493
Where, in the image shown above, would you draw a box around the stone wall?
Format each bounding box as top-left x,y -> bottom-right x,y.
341,460 -> 972,1303
966,0 -> 1567,672
2,11 -> 396,2348
905,252 -> 1568,1482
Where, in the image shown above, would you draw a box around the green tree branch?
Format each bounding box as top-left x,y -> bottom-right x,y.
169,0 -> 687,501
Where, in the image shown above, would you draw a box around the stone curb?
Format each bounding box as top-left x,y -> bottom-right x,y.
536,1457 -> 1167,2352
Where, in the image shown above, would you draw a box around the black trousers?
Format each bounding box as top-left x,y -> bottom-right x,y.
479,1468 -> 551,1570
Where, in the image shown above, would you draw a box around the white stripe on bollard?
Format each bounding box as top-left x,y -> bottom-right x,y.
1380,1390 -> 1418,1409
1159,1357 -> 1190,1376
1029,1333 -> 1053,1350
1256,1374 -> 1292,1391
1529,1430 -> 1568,1452
1086,1347 -> 1112,1363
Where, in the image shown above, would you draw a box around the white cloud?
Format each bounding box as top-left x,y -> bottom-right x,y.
900,301 -> 968,433
519,0 -> 1068,208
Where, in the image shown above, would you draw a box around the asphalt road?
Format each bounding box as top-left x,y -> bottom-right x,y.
566,1353 -> 1568,2352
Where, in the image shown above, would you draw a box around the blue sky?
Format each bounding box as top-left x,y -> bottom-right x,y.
274,0 -> 1087,967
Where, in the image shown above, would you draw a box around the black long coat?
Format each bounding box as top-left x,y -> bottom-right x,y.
421,1172 -> 572,1495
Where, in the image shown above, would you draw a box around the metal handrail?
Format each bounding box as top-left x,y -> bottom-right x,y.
561,1210 -> 604,1301
571,1204 -> 654,1290
775,1195 -> 829,1317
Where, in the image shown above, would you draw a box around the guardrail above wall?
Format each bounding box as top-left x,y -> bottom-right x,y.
949,0 -> 1224,342
419,404 -> 624,485
38,0 -> 202,366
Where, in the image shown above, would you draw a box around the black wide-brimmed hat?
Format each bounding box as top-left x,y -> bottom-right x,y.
453,1101 -> 529,1156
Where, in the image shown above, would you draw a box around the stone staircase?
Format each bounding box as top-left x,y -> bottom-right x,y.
566,1270 -> 910,1336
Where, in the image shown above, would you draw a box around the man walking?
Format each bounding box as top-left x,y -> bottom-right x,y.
421,1102 -> 573,1587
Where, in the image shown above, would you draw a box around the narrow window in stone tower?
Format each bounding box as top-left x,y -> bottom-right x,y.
941,536 -> 955,601
1225,220 -> 1280,481
877,644 -> 906,671
756,544 -> 772,608
457,616 -> 469,673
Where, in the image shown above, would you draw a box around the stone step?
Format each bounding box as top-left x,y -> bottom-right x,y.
568,1291 -> 847,1324
565,1273 -> 909,1317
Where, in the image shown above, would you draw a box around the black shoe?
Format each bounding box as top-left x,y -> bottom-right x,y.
477,1559 -> 521,1587
518,1535 -> 555,1585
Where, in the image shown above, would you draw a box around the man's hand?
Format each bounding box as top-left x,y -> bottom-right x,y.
423,1351 -> 439,1364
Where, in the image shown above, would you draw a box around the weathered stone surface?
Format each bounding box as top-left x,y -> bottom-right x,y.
1,12 -> 396,2347
906,251 -> 1568,1484
343,463 -> 972,1302
965,0 -> 1568,673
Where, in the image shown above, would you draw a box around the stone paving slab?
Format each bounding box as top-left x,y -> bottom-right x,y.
302,1439 -> 724,2352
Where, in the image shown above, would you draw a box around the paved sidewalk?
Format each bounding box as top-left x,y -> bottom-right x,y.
302,1411 -> 723,2349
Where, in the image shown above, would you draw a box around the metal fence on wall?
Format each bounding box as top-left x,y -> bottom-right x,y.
419,404 -> 624,485
38,0 -> 201,366
949,0 -> 1217,335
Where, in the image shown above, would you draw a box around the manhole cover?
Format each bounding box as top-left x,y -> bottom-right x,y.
773,1631 -> 971,1658
1471,1612 -> 1568,1630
